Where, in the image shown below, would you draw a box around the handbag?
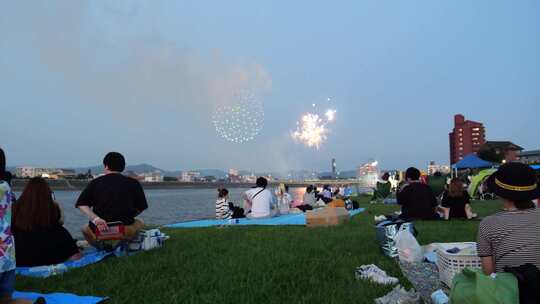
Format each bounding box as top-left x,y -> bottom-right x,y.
375,219 -> 416,258
449,268 -> 518,304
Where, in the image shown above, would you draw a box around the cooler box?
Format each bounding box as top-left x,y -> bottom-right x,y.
306,207 -> 349,227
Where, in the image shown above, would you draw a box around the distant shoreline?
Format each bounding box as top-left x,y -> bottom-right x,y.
11,179 -> 365,192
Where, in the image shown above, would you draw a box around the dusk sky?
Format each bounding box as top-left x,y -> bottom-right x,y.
1,1 -> 539,172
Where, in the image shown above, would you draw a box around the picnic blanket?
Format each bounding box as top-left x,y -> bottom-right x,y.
165,208 -> 365,228
399,261 -> 443,303
14,291 -> 108,304
16,250 -> 112,278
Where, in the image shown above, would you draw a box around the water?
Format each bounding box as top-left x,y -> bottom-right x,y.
19,186 -> 366,239
25,187 -> 307,238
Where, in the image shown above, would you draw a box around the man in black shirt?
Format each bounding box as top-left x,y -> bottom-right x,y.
397,167 -> 439,220
76,152 -> 148,247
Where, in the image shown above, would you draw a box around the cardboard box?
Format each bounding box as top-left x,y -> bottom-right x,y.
306,207 -> 349,227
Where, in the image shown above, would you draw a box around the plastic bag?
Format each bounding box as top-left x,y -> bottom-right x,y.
449,268 -> 518,304
395,229 -> 423,263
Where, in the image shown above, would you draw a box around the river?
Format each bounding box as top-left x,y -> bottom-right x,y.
17,187 -> 366,239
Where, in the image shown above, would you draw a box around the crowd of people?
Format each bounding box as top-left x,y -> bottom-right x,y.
1,144 -> 539,301
382,163 -> 540,279
0,148 -> 149,304
215,180 -> 357,220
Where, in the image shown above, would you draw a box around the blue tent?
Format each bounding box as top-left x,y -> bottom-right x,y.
531,164 -> 540,171
453,154 -> 493,169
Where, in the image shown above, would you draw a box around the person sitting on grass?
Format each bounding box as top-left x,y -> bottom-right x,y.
477,162 -> 540,275
302,185 -> 316,206
242,177 -> 275,218
316,185 -> 333,203
276,184 -> 291,214
0,148 -> 44,304
215,188 -> 232,220
13,177 -> 81,267
370,172 -> 391,203
76,152 -> 148,249
439,178 -> 477,220
397,167 -> 439,220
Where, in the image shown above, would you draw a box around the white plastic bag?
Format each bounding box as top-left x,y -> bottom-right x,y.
395,230 -> 423,263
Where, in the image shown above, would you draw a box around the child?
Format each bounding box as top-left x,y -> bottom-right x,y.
215,188 -> 232,220
276,184 -> 291,215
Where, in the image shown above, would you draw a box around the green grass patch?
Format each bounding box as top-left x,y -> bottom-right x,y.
17,197 -> 503,303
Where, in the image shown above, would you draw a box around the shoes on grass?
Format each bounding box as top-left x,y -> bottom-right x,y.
355,264 -> 399,285
374,285 -> 420,304
374,215 -> 388,223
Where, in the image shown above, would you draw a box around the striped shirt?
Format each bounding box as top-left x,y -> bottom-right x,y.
215,198 -> 232,220
477,208 -> 540,273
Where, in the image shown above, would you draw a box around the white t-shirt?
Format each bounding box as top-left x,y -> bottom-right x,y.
303,192 -> 316,205
244,187 -> 273,218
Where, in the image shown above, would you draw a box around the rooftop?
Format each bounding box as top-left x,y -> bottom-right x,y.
485,141 -> 524,151
518,150 -> 540,156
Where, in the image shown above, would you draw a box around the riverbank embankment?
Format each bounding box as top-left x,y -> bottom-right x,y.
11,179 -> 364,191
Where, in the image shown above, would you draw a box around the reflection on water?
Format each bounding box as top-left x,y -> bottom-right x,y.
19,186 -> 362,239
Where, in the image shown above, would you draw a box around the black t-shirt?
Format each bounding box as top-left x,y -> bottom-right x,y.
76,173 -> 148,225
397,182 -> 438,220
14,206 -> 79,267
441,190 -> 470,219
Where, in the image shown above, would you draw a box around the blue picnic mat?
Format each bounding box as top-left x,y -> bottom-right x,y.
165,208 -> 365,228
14,291 -> 107,304
16,250 -> 112,278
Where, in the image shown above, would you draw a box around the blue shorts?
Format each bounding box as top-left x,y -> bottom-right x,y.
0,270 -> 15,297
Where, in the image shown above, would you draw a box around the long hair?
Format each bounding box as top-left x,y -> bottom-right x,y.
13,177 -> 59,232
448,178 -> 464,197
0,148 -> 5,181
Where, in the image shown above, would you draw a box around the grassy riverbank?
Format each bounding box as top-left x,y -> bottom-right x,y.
17,196 -> 502,303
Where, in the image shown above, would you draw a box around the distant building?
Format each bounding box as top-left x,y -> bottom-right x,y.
449,114 -> 486,165
518,150 -> 540,165
143,171 -> 164,182
56,169 -> 76,179
331,158 -> 337,177
181,171 -> 201,182
15,167 -> 56,178
356,161 -> 379,187
124,170 -> 144,181
427,161 -> 451,175
228,169 -> 240,183
240,174 -> 257,183
484,141 -> 524,163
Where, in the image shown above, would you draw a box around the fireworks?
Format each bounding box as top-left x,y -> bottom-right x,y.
291,104 -> 337,149
212,90 -> 264,143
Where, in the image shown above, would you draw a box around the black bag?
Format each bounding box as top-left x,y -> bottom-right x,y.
296,205 -> 313,212
228,202 -> 245,219
504,263 -> 540,304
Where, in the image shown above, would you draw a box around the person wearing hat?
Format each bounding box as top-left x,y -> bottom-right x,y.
477,162 -> 540,275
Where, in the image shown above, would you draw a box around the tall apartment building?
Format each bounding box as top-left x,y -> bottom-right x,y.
449,114 -> 486,165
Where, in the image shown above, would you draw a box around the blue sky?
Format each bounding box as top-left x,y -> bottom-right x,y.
1,1 -> 539,172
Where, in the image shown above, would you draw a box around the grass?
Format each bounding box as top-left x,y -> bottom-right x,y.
17,196 -> 503,303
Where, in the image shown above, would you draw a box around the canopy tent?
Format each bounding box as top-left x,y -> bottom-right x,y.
468,168 -> 497,198
453,154 -> 493,169
531,164 -> 540,171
